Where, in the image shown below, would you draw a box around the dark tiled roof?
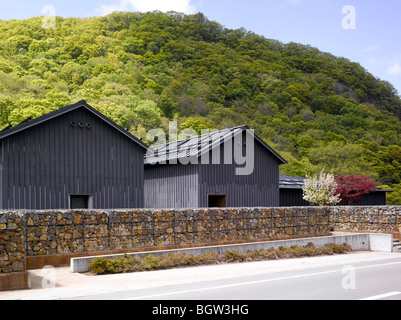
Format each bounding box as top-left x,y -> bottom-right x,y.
145,125 -> 287,165
279,174 -> 306,189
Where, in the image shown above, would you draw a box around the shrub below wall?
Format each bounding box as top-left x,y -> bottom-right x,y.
88,243 -> 353,275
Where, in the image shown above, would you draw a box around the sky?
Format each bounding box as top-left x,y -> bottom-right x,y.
1,0 -> 401,95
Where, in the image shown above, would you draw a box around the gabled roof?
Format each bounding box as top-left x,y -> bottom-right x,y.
0,100 -> 148,150
145,125 -> 287,165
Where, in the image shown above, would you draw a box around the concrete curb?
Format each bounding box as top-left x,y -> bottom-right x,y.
70,233 -> 393,273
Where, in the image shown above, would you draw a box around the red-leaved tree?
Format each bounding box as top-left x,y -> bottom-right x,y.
335,174 -> 378,205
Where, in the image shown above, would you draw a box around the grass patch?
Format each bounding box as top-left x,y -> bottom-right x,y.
88,243 -> 353,275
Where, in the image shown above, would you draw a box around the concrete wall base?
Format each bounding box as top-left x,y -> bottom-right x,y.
71,233 -> 394,273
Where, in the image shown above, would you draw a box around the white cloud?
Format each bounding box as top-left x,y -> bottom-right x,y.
387,61 -> 401,76
97,2 -> 127,15
364,46 -> 379,53
97,0 -> 196,15
366,58 -> 384,65
283,0 -> 303,6
132,0 -> 196,13
386,57 -> 401,76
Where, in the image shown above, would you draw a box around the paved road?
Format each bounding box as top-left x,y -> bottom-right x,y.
2,252 -> 401,301
73,254 -> 401,301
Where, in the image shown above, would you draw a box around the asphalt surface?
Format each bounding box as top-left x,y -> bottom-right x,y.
1,252 -> 401,301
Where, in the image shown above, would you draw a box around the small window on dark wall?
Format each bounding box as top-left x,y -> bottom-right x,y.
70,195 -> 92,209
208,195 -> 227,208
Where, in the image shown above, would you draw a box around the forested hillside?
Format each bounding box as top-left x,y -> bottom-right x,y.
0,11 -> 400,203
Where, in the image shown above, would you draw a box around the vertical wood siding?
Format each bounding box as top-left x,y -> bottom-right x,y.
279,189 -> 311,207
144,163 -> 198,209
358,192 -> 387,206
198,131 -> 280,208
0,108 -> 144,209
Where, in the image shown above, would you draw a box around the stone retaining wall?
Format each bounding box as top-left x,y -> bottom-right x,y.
330,206 -> 401,234
0,212 -> 25,274
0,212 -> 28,291
23,207 -> 330,258
1,207 -> 330,276
3,206 -> 400,291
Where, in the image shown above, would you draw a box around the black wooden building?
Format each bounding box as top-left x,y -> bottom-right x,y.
279,174 -> 390,207
144,126 -> 287,209
0,100 -> 148,210
279,175 -> 311,207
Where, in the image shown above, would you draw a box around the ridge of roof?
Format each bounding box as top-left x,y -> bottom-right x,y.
145,125 -> 287,165
0,100 -> 149,150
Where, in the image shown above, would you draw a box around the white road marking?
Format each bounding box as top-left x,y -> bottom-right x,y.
360,292 -> 401,301
125,261 -> 401,300
125,270 -> 339,300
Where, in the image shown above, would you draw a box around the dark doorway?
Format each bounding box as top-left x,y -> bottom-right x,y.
208,195 -> 227,208
70,195 -> 92,209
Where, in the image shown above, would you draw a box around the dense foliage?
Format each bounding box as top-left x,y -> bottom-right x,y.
0,11 -> 400,203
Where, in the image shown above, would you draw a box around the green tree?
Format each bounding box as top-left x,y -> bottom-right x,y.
179,117 -> 214,135
59,62 -> 90,86
7,98 -> 53,126
381,184 -> 401,205
307,141 -> 375,177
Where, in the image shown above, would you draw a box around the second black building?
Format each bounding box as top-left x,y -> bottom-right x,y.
144,125 -> 287,209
